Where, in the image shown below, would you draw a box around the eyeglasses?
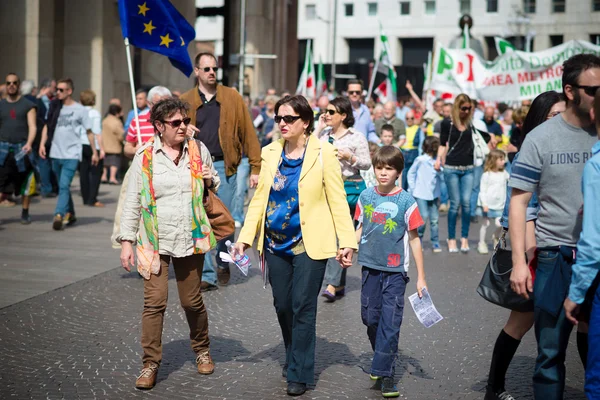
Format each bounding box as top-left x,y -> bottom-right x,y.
325,109 -> 338,115
162,117 -> 191,128
200,67 -> 218,73
274,115 -> 302,124
6,81 -> 18,86
460,106 -> 472,112
572,84 -> 600,97
347,90 -> 361,95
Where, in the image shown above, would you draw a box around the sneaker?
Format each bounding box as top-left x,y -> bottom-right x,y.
63,212 -> 77,226
477,242 -> 489,255
217,267 -> 231,285
234,220 -> 242,228
135,363 -> 158,390
432,243 -> 442,253
196,350 -> 214,375
21,214 -> 31,225
470,215 -> 479,223
52,214 -> 63,231
484,387 -> 516,400
370,374 -> 382,381
381,377 -> 399,398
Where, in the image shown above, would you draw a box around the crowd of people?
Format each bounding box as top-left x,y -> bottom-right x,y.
2,51 -> 600,400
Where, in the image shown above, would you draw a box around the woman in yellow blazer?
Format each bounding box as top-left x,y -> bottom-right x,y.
231,95 -> 357,396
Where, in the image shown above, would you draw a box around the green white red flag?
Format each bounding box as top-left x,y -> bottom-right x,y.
296,39 -> 316,99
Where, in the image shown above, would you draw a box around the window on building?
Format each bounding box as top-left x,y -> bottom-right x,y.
593,0 -> 600,11
523,0 -> 536,13
305,4 -> 316,20
347,38 -> 375,64
345,3 -> 354,16
400,1 -> 411,14
487,0 -> 498,12
368,2 -> 378,15
425,0 -> 436,14
552,0 -> 565,12
460,0 -> 471,14
591,34 -> 600,45
550,35 -> 563,46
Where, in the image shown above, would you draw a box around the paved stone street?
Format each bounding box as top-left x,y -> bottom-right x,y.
0,184 -> 587,399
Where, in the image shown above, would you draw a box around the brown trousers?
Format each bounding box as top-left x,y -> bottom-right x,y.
142,254 -> 209,365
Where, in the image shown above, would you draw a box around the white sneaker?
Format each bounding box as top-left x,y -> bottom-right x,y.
477,242 -> 489,254
234,220 -> 242,228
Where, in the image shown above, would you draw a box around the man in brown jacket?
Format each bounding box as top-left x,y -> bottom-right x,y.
180,52 -> 261,289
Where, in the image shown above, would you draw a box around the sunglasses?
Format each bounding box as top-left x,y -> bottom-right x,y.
347,90 -> 361,95
325,109 -> 338,115
6,81 -> 18,86
460,106 -> 472,112
572,84 -> 600,97
406,117 -> 415,120
57,88 -> 67,92
162,117 -> 191,128
201,67 -> 218,73
274,115 -> 302,124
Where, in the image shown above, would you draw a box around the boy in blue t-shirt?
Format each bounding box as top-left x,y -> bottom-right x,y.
355,145 -> 427,398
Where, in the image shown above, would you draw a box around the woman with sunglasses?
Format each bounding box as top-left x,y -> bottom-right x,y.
231,95 -> 357,396
484,91 -> 570,400
117,97 -> 220,390
435,93 -> 491,253
314,96 -> 371,301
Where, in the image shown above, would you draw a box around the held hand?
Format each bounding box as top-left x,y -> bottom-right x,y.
186,124 -> 200,139
336,248 -> 354,268
337,148 -> 353,161
120,241 -> 135,272
483,206 -> 489,213
510,261 -> 533,300
564,298 -> 581,325
417,278 -> 427,299
22,143 -> 32,155
39,146 -> 46,159
249,174 -> 259,189
434,158 -> 441,171
91,152 -> 99,166
231,242 -> 250,258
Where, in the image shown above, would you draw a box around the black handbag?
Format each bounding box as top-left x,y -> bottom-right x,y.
476,232 -> 534,312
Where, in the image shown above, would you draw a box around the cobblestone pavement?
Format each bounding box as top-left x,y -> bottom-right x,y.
0,185 -> 586,399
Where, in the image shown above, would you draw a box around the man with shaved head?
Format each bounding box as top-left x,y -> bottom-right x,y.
483,106 -> 503,138
374,101 -> 406,142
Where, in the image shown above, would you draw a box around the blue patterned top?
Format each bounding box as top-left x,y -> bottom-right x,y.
265,150 -> 305,256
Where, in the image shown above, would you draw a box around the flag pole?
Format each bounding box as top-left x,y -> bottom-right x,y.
366,54 -> 380,101
124,38 -> 142,146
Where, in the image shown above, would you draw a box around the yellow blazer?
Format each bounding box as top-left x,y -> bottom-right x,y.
238,135 -> 358,259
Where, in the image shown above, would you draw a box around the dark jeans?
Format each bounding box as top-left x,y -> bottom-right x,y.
533,247 -> 576,399
443,166 -> 474,239
79,145 -> 103,205
361,267 -> 409,378
265,251 -> 327,384
587,282 -> 600,399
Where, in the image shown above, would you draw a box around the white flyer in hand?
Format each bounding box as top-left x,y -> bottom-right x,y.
408,288 -> 443,328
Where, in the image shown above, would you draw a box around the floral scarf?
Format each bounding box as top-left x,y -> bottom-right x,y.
137,137 -> 216,279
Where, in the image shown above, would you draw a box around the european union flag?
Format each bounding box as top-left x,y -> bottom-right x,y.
118,0 -> 196,76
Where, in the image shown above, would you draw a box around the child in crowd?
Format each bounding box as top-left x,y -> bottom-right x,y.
379,124 -> 395,147
361,142 -> 381,188
407,136 -> 442,252
355,146 -> 427,398
477,150 -> 509,254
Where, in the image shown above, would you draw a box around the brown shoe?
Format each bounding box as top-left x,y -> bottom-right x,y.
196,350 -> 214,375
200,281 -> 218,292
135,363 -> 158,390
217,267 -> 231,285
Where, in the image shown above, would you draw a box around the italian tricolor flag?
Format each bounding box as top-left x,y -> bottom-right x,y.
494,37 -> 516,55
316,57 -> 327,98
373,27 -> 397,103
296,39 -> 316,99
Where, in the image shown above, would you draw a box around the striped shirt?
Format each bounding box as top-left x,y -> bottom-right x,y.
125,110 -> 154,144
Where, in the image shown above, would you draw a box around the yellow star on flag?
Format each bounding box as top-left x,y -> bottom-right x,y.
137,2 -> 150,16
143,20 -> 156,35
180,36 -> 185,46
160,33 -> 174,48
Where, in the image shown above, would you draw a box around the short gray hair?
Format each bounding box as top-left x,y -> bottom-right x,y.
147,86 -> 172,105
20,80 -> 35,95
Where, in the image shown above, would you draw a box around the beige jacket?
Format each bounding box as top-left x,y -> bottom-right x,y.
102,114 -> 125,154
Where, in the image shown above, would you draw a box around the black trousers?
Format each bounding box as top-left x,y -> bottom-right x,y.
79,144 -> 103,205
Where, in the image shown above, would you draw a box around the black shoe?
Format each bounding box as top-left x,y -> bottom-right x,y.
484,386 -> 515,400
282,363 -> 288,378
287,382 -> 306,396
381,377 -> 399,398
470,215 -> 479,223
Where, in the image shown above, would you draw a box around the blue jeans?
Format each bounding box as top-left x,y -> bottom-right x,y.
443,166 -> 474,240
470,165 -> 483,217
266,251 -> 326,384
415,198 -> 439,245
533,248 -> 575,400
51,158 -> 78,216
231,157 -> 249,223
440,173 -> 449,204
202,160 -> 237,285
587,282 -> 600,399
361,267 -> 409,378
30,151 -> 54,195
